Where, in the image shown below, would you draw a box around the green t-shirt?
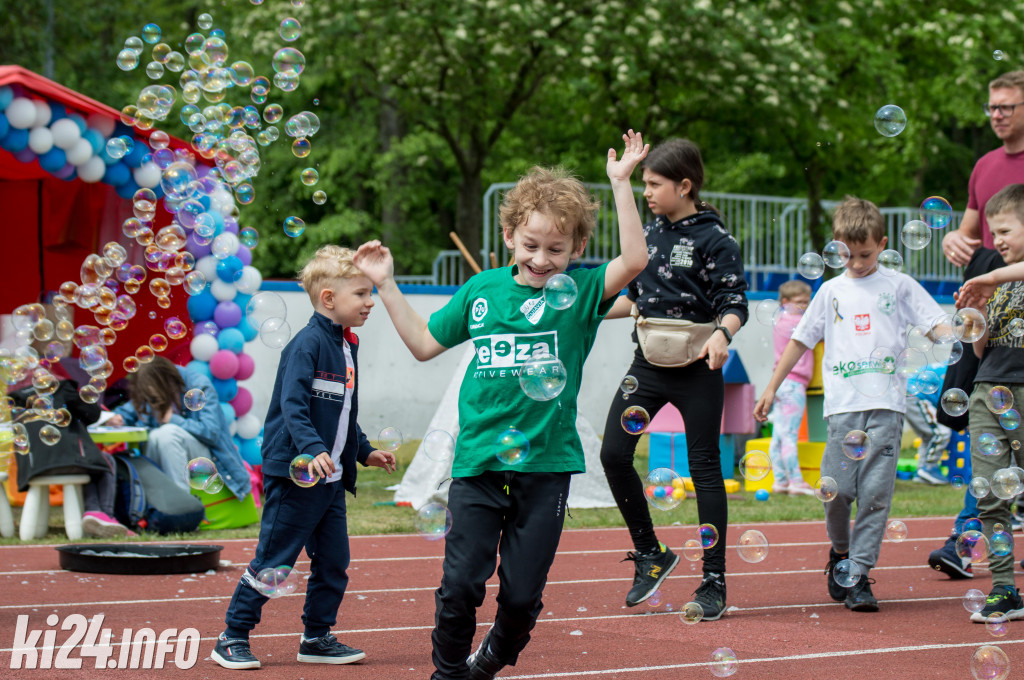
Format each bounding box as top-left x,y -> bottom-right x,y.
427,264 -> 614,477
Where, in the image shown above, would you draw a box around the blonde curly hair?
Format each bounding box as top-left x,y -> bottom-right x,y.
298,244 -> 363,304
498,166 -> 599,252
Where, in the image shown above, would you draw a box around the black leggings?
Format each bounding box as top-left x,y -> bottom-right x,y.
600,355 -> 728,574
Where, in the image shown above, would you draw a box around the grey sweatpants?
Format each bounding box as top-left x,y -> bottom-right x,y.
820,409 -> 904,574
970,381 -> 1023,587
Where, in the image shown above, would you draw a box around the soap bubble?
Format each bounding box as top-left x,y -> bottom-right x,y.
736,529 -> 768,563
682,538 -> 702,561
920,196 -> 954,229
414,502 -> 452,541
679,602 -> 703,624
272,47 -> 306,75
39,425 -> 62,446
814,476 -> 838,502
619,375 -> 638,396
842,430 -> 870,461
289,453 -> 319,488
377,426 -> 403,452
993,50 -> 1006,61
643,467 -> 685,511
940,388 -> 970,416
977,432 -> 1004,456
999,409 -> 1020,430
246,292 -> 287,330
283,216 -> 305,238
955,530 -> 989,563
953,308 -> 987,342
797,252 -> 825,279
698,523 -> 719,549
300,167 -> 319,186
832,558 -> 862,587
255,565 -> 297,599
543,274 -> 577,310
620,405 -> 650,435
739,450 -> 771,481
259,318 -> 292,349
874,105 -> 907,137
970,645 -> 1010,680
519,352 -> 567,401
963,588 -> 987,613
423,430 -> 455,462
754,299 -> 779,326
312,190 -> 327,205
985,386 -> 1014,415
968,476 -> 991,499
990,527 -> 1014,556
279,17 -> 302,42
187,457 -> 218,491
183,388 -> 206,411
884,519 -> 908,542
822,240 -> 850,268
494,427 -> 530,465
877,249 -> 904,274
900,220 -> 931,250
141,23 -> 161,44
709,647 -> 738,678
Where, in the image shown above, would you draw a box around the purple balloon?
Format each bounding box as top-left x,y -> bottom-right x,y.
54,163 -> 76,179
237,245 -> 252,266
13,147 -> 36,163
223,216 -> 239,234
213,300 -> 242,329
187,230 -> 212,258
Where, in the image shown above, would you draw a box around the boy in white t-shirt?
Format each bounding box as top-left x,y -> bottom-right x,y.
754,196 -> 944,612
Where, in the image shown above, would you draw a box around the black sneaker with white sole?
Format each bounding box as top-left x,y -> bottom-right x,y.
969,585 -> 1024,623
467,630 -> 506,680
297,633 -> 366,664
211,634 -> 261,670
623,543 -> 679,607
844,574 -> 879,612
692,572 -> 727,621
824,548 -> 851,601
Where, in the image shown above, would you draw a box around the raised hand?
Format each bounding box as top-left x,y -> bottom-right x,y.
607,129 -> 649,183
354,240 -> 394,285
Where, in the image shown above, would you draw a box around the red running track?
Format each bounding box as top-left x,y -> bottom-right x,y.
0,517 -> 1021,678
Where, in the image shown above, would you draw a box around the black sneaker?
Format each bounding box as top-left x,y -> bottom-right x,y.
824,548 -> 851,601
211,633 -> 261,670
623,543 -> 679,607
467,630 -> 505,680
927,535 -> 973,579
692,572 -> 727,621
297,633 -> 366,664
969,585 -> 1024,623
844,574 -> 878,612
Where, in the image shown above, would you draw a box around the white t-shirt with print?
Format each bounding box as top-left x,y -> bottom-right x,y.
790,270 -> 943,418
327,339 -> 355,483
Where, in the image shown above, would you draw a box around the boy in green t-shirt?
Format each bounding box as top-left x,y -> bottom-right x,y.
354,130 -> 649,680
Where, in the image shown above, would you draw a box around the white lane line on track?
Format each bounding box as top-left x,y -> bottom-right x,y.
0,597 -> 998,655
500,638 -> 1024,678
0,535 -> 961,575
0,563 -> 997,611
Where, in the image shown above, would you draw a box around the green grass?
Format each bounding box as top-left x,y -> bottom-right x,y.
0,440 -> 970,546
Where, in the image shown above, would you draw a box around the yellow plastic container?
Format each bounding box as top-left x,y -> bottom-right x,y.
742,437 -> 825,491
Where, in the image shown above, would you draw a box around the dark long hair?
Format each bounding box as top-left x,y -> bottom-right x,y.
129,356 -> 185,417
642,138 -> 717,215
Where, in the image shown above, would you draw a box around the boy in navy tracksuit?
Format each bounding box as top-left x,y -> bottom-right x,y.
212,245 -> 397,670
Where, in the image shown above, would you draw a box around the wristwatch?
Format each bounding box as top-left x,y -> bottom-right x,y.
715,326 -> 733,344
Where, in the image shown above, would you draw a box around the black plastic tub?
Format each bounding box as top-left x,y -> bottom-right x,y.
55,544 -> 224,575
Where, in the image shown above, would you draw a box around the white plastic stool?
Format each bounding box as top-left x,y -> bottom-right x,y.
20,474 -> 89,540
0,472 -> 14,537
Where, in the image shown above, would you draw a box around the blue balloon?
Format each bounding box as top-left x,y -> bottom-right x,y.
67,114 -> 86,133
186,360 -> 213,382
187,289 -> 218,322
1,127 -> 29,152
114,180 -> 139,199
219,402 -> 235,424
212,377 -> 238,402
0,113 -> 8,140
123,141 -> 147,168
102,161 -> 130,186
198,194 -> 212,211
82,128 -> 104,154
0,86 -> 13,110
216,256 -> 243,283
48,103 -> 67,122
235,435 -> 262,465
237,317 -> 259,342
217,327 -> 245,353
210,210 -> 225,236
38,147 -> 67,172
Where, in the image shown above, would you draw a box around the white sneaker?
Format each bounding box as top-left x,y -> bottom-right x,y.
771,481 -> 789,494
787,480 -> 816,496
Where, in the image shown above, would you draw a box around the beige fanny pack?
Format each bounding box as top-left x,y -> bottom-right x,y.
632,305 -> 718,368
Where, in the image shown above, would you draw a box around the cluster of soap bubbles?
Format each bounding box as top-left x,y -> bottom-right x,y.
187,456 -> 225,493
254,564 -> 299,598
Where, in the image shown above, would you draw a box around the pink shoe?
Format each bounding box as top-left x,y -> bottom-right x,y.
787,479 -> 816,496
771,481 -> 789,494
82,511 -> 131,539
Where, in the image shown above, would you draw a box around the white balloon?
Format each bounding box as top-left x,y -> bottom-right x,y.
235,413 -> 261,439
234,266 -> 262,295
196,255 -> 219,282
33,101 -> 52,128
66,138 -> 93,165
189,333 -> 219,362
5,98 -> 37,128
210,278 -> 237,302
77,155 -> 106,183
27,127 -> 54,155
133,161 -> 162,188
50,118 -> 81,150
86,113 -> 115,137
211,232 -> 240,259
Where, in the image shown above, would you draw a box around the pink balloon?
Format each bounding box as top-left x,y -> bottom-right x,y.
231,387 -> 252,418
209,349 -> 240,380
235,352 -> 255,381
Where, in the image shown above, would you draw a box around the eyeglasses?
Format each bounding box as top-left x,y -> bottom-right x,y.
984,102 -> 1024,117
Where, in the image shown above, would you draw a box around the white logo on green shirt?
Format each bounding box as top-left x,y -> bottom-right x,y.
473,332 -> 557,370
471,298 -> 488,322
519,296 -> 546,325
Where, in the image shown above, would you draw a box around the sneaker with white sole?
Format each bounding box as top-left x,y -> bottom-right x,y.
969,585 -> 1024,623
297,633 -> 366,664
623,543 -> 679,607
692,572 -> 727,621
928,535 -> 973,579
211,633 -> 260,670
82,511 -> 131,539
771,481 -> 789,494
915,465 -> 948,485
787,479 -> 816,496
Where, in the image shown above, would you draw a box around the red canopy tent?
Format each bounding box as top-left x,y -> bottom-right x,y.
0,66 -> 211,378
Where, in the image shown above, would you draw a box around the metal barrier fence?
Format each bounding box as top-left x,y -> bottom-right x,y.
420,184 -> 964,288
